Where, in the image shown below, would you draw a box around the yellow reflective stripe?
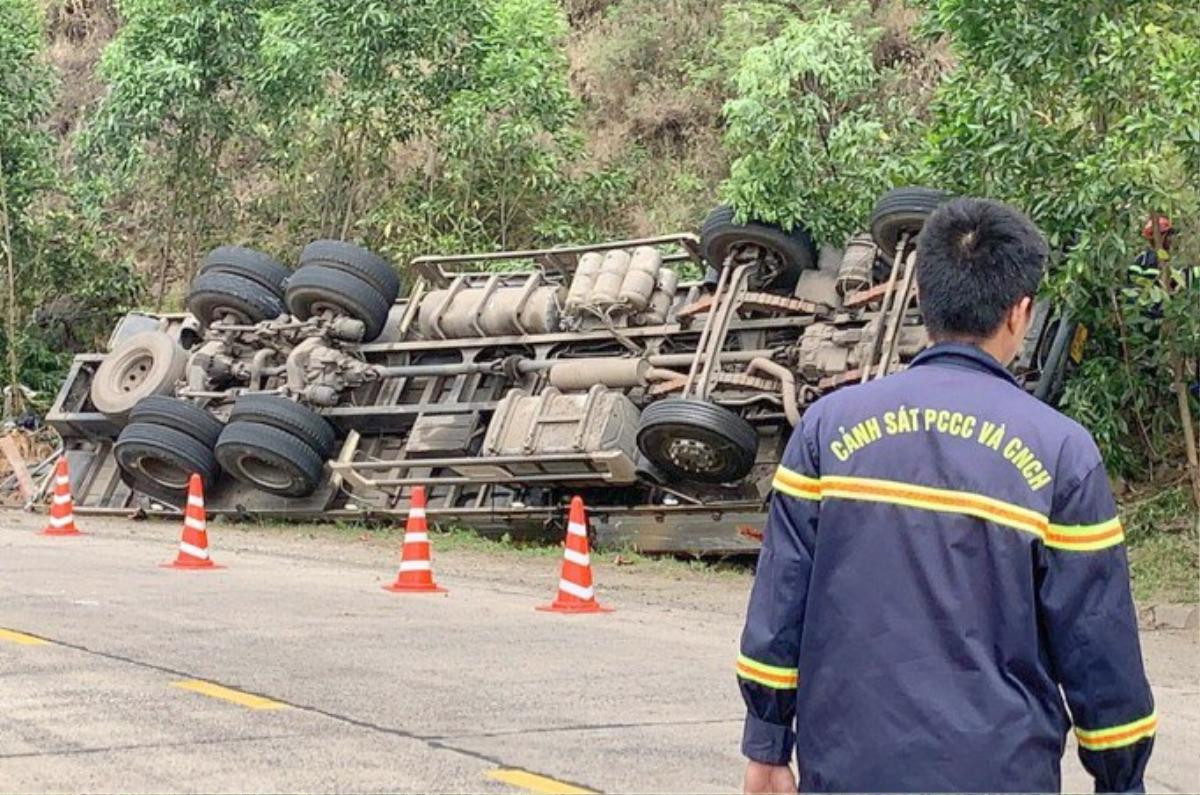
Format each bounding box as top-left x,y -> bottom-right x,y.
736,654 -> 798,690
1076,710 -> 1158,751
767,473 -> 1121,553
1046,516 -> 1124,551
772,466 -> 821,501
819,475 -> 1048,541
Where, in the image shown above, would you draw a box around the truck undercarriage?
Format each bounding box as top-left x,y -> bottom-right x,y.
43,189 -> 1070,552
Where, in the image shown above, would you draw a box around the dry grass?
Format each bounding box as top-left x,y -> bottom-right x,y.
43,0 -> 118,154
870,0 -> 953,118
568,0 -> 731,234
1122,484 -> 1199,604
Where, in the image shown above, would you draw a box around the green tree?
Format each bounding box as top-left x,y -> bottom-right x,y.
720,4 -> 919,244
82,0 -> 263,307
0,0 -> 140,411
367,0 -> 630,262
252,0 -> 487,243
921,0 -> 1200,498
0,0 -> 56,409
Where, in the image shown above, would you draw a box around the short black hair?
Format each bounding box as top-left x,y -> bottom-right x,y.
915,197 -> 1047,340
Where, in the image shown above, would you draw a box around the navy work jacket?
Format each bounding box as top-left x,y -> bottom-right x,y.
738,343 -> 1155,793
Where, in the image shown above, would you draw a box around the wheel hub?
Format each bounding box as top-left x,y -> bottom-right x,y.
667,437 -> 719,473
136,453 -> 190,490
730,242 -> 784,289
119,353 -> 154,393
310,300 -> 346,318
237,453 -> 294,490
214,306 -> 252,324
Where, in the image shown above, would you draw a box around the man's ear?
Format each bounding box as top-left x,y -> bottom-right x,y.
1009,296 -> 1033,333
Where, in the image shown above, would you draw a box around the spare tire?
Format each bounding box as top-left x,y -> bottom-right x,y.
284,265 -> 390,342
198,246 -> 290,298
130,396 -> 224,449
229,394 -> 337,458
869,186 -> 954,259
700,205 -> 816,295
90,331 -> 188,420
636,398 -> 758,484
215,420 -> 325,497
299,240 -> 400,304
187,271 -> 286,327
114,422 -> 220,506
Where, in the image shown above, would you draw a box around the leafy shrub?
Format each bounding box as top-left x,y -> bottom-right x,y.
720,6 -> 918,244
0,0 -> 138,408
921,0 -> 1200,480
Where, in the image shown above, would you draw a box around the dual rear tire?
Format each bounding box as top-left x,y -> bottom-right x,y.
185,241 -> 399,342
283,241 -> 400,342
114,395 -> 336,504
115,398 -> 223,505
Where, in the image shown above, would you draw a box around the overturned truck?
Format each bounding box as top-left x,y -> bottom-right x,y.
46,188 -> 1075,552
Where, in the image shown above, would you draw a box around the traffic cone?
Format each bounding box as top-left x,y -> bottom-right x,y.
537,496 -> 612,614
383,486 -> 446,593
40,457 -> 83,536
161,474 -> 223,570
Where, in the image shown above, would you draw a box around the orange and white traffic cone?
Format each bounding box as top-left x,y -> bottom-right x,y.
161,474 -> 223,570
383,485 -> 446,594
40,457 -> 83,536
537,496 -> 612,614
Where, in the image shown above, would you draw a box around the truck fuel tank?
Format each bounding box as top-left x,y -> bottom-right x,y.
417,283 -> 564,339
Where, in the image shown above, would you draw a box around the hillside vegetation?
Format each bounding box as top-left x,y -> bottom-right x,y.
0,0 -> 1197,500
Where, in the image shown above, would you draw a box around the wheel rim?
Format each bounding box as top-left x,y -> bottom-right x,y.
728,241 -> 788,290
643,424 -> 744,480
136,453 -> 190,490
309,300 -> 347,318
666,437 -> 722,473
211,304 -> 253,324
235,453 -> 295,491
117,353 -> 155,393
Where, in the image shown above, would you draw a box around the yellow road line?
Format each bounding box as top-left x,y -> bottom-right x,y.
0,628 -> 47,646
171,679 -> 287,710
486,768 -> 596,794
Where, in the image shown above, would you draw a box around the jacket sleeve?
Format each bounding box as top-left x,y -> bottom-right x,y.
737,418 -> 820,766
1037,457 -> 1155,794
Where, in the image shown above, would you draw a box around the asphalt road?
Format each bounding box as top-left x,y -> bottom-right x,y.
1,510 -> 1197,794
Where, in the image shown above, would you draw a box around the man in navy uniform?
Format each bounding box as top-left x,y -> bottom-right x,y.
738,198 -> 1155,793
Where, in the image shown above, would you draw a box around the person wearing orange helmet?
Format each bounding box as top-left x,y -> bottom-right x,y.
1135,215 -> 1199,399
1134,215 -> 1174,276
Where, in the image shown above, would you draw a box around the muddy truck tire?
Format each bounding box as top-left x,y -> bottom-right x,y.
114,422 -> 220,506
869,187 -> 954,259
198,246 -> 290,299
1033,314 -> 1078,406
187,271 -> 287,327
229,395 -> 337,459
215,420 -> 325,497
636,398 -> 759,484
700,205 -> 816,295
284,265 -> 391,341
130,396 -> 224,449
90,331 -> 188,420
299,240 -> 400,304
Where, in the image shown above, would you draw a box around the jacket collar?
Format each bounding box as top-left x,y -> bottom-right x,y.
910,341 -> 1020,387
